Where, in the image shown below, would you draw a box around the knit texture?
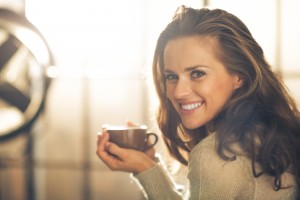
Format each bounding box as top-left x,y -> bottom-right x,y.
135,133 -> 298,200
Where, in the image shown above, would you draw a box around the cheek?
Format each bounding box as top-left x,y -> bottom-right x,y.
203,80 -> 235,104
214,83 -> 235,103
166,85 -> 181,109
166,84 -> 175,98
199,80 -> 221,95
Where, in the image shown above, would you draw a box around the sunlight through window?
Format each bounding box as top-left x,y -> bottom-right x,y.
25,0 -> 200,79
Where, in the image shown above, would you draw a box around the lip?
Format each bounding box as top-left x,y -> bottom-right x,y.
178,101 -> 204,115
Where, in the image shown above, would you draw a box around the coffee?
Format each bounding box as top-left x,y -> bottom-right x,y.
105,125 -> 158,151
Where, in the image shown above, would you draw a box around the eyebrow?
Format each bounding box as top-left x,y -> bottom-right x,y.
163,65 -> 209,73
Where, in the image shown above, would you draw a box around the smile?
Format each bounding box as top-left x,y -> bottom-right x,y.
180,102 -> 203,111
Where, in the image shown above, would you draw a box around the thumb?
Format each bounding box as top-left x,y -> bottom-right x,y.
127,120 -> 139,127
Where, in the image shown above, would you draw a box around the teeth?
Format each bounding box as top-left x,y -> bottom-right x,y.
181,102 -> 202,111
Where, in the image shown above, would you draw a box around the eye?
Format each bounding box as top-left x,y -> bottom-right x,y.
164,73 -> 178,82
191,70 -> 205,79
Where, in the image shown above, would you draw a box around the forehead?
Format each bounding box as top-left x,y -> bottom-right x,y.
163,36 -> 220,69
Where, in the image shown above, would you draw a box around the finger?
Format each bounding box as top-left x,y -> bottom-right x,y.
105,142 -> 128,160
127,120 -> 139,127
97,131 -> 105,146
97,150 -> 122,171
96,131 -> 109,154
144,146 -> 156,160
97,137 -> 120,167
100,141 -> 128,170
102,124 -> 109,131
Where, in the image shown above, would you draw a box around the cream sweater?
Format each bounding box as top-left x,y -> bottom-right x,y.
135,133 -> 298,200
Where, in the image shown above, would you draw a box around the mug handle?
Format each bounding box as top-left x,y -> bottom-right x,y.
144,133 -> 158,151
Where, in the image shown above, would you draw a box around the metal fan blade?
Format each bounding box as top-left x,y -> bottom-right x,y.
0,34 -> 19,72
0,82 -> 30,112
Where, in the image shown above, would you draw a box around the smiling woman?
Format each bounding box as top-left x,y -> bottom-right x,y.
163,36 -> 243,130
97,6 -> 300,200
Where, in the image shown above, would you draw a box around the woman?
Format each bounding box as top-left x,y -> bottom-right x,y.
97,6 -> 300,199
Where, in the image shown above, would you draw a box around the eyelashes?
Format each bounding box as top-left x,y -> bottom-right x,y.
164,73 -> 178,81
163,70 -> 206,82
191,70 -> 206,79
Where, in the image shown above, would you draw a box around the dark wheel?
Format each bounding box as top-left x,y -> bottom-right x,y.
0,8 -> 54,140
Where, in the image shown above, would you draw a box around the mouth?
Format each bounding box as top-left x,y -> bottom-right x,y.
180,101 -> 204,111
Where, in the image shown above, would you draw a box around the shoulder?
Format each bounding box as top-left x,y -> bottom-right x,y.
187,133 -> 298,199
189,133 -> 253,179
190,132 -> 216,153
188,133 -> 255,198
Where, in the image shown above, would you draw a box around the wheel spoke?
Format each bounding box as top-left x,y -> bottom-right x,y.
0,82 -> 30,112
0,34 -> 19,72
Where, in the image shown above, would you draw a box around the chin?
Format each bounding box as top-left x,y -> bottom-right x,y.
182,121 -> 204,130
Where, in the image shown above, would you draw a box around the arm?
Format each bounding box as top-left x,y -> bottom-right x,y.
134,157 -> 183,200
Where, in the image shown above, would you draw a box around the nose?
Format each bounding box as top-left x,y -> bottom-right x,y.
172,78 -> 192,100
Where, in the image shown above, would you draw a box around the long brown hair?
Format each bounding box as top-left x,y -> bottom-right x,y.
152,6 -> 300,193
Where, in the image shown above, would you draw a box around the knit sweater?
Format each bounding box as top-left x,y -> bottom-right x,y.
135,133 -> 298,200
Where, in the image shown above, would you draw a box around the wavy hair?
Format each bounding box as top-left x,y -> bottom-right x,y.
152,6 -> 300,193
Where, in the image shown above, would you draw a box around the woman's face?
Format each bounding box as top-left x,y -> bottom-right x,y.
163,36 -> 243,129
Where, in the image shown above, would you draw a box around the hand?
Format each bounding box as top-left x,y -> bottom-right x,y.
96,129 -> 156,175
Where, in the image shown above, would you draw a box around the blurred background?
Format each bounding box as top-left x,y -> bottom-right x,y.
0,0 -> 299,200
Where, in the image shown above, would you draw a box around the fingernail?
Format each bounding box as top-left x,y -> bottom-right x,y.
102,124 -> 109,129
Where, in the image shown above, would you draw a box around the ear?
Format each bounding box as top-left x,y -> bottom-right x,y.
233,75 -> 244,89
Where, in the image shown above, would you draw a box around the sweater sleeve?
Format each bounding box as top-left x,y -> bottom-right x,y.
134,163 -> 183,200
